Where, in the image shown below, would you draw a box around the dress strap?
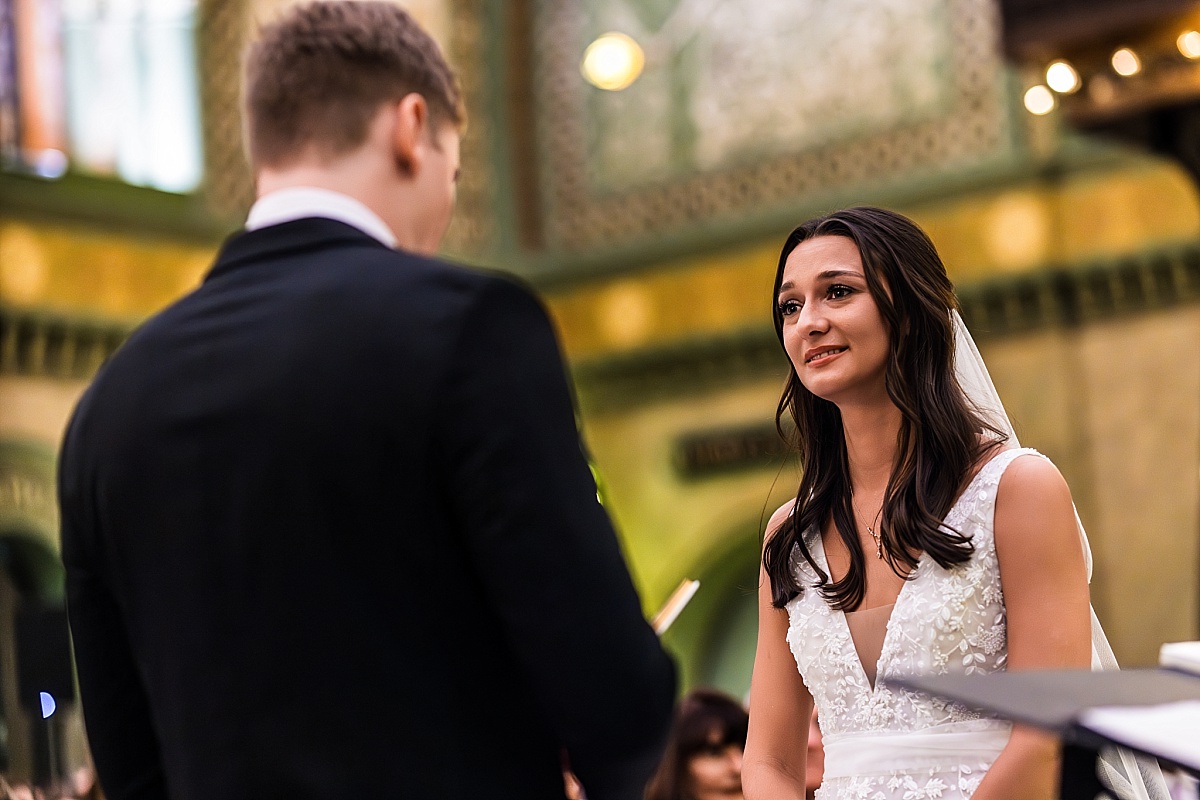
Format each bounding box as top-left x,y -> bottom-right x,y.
978,446 -> 1044,485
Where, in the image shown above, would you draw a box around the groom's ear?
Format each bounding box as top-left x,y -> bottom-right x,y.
390,93 -> 429,178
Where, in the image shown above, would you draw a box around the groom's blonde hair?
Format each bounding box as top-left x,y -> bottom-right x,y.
243,1 -> 464,169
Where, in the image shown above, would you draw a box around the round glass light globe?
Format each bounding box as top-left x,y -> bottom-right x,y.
1046,60 -> 1081,93
1023,85 -> 1056,116
1178,30 -> 1200,60
581,32 -> 645,91
1111,47 -> 1141,77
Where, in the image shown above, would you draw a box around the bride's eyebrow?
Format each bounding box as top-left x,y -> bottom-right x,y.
817,269 -> 865,280
778,269 -> 865,293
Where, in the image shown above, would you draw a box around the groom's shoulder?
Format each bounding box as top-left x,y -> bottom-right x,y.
413,253 -> 535,295
393,253 -> 548,318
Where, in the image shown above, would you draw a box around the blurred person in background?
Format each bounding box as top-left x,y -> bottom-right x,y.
57,3 -> 674,799
645,688 -> 748,800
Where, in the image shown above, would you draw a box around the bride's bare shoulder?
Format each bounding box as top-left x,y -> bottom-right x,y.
765,500 -> 797,547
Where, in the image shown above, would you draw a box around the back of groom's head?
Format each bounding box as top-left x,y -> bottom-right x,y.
243,0 -> 463,171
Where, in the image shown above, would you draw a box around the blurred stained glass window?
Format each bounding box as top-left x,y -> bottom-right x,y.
0,0 -> 202,193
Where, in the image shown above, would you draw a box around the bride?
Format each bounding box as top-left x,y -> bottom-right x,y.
743,207 -> 1164,799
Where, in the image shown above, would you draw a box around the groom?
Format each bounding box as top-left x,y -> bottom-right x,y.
58,3 -> 675,799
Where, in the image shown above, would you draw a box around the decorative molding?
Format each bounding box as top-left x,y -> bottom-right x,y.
958,241 -> 1200,334
11,241 -> 1200,404
573,241 -> 1200,413
0,305 -> 131,380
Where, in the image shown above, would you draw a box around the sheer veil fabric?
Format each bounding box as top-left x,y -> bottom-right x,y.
951,311 -> 1169,800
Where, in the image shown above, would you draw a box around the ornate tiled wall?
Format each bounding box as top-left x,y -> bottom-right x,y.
531,0 -> 1014,255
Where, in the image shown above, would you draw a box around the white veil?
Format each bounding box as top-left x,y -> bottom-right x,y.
952,311 -> 1169,800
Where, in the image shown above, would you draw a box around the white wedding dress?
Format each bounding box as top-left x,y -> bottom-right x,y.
785,447 -> 1033,799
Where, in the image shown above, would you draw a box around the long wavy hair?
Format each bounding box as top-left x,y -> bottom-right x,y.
763,207 -> 1006,611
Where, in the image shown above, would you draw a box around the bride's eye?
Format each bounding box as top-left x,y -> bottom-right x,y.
778,299 -> 801,316
828,284 -> 854,300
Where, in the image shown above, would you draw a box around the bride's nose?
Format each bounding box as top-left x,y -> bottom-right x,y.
797,301 -> 830,336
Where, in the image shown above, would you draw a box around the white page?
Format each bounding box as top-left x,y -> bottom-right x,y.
1078,701 -> 1200,772
1161,641 -> 1200,675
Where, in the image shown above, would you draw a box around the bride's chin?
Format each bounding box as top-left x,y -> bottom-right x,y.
798,380 -> 842,403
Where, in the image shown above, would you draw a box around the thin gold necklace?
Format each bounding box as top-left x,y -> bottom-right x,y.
852,495 -> 884,559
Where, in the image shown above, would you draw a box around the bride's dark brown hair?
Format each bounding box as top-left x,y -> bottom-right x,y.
763,206 -> 1006,611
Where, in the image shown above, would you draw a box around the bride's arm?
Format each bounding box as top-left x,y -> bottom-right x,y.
743,503 -> 813,800
973,455 -> 1092,800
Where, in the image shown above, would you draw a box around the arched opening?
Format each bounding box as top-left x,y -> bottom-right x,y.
660,522 -> 762,700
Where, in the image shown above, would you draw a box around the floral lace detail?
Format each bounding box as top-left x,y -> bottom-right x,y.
788,449 -> 1042,799
819,763 -> 988,800
816,763 -> 989,800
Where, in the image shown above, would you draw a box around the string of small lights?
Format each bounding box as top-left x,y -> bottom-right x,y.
1023,16 -> 1200,118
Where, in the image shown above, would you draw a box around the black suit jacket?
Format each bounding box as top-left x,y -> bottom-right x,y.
59,219 -> 676,800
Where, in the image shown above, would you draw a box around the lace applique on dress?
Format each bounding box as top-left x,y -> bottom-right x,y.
786,448 -> 1041,799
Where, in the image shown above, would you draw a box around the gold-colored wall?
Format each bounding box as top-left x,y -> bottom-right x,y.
0,221 -> 212,320
987,314 -> 1200,664
546,157 -> 1200,360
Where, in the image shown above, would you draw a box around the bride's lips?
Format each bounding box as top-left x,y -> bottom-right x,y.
804,345 -> 847,364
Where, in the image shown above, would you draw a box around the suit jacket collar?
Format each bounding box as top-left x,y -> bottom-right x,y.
205,218 -> 391,283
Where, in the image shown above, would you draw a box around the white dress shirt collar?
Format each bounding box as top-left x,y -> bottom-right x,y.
245,187 -> 397,248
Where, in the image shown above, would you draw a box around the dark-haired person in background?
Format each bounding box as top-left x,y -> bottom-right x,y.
57,3 -> 674,799
645,689 -> 749,800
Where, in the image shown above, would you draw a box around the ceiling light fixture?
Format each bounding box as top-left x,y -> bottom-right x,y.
1023,85 -> 1056,115
1111,47 -> 1142,76
581,32 -> 645,91
1045,60 -> 1081,93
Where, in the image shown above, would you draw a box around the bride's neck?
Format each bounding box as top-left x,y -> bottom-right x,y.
840,402 -> 903,492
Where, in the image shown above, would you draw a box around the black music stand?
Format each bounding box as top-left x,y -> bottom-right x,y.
887,669 -> 1200,799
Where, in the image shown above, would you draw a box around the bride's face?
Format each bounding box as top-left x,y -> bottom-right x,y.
776,235 -> 891,406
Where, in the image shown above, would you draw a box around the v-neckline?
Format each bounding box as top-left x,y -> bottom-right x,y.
811,534 -> 917,694
808,450 -> 1007,695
